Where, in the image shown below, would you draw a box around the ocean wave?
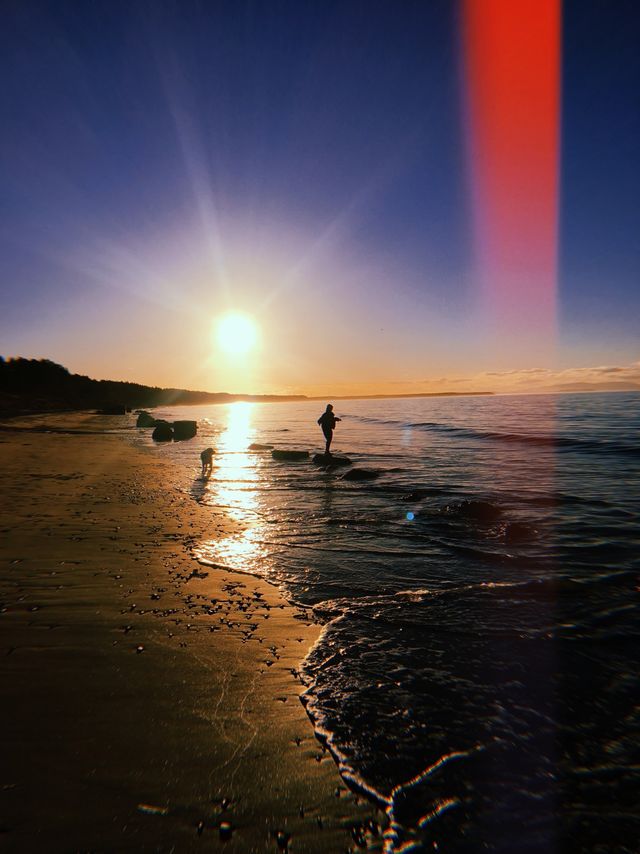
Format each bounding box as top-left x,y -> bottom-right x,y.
346,413 -> 639,456
300,574 -> 640,850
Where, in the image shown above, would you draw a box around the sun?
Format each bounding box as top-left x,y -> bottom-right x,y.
215,313 -> 259,356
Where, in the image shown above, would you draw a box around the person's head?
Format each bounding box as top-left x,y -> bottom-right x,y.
326,404 -> 333,412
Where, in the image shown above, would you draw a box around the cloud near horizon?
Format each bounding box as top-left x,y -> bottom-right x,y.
439,361 -> 640,394
301,360 -> 640,397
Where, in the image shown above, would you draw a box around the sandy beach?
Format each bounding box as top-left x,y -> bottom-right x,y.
0,413 -> 381,852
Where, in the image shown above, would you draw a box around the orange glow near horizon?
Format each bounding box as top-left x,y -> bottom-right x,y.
463,0 -> 561,329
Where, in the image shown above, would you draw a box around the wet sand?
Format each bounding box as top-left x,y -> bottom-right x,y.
0,414 -> 381,852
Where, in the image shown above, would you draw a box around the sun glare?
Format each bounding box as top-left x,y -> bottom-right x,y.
215,313 -> 259,356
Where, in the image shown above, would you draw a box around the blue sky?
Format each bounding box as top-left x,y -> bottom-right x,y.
1,0 -> 638,393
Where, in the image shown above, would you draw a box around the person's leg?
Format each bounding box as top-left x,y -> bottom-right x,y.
324,429 -> 332,454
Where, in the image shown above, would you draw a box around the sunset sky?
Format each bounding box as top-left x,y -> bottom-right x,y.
1,1 -> 638,396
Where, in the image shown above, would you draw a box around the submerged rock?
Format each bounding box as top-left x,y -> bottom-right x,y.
172,420 -> 197,441
272,449 -> 309,461
343,468 -> 380,481
152,421 -> 174,442
312,453 -> 352,467
248,443 -> 274,450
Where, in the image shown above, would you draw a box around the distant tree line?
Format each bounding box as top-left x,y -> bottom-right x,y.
0,357 -> 306,415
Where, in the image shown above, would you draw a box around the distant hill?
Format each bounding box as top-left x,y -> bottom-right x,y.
0,357 -> 307,415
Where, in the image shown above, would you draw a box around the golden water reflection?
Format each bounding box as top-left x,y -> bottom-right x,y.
196,402 -> 270,575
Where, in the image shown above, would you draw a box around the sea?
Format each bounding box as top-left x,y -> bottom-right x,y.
139,392 -> 639,853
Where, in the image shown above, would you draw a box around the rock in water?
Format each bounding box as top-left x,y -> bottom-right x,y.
271,449 -> 309,461
248,443 -> 274,451
312,453 -> 352,467
173,420 -> 197,440
152,421 -> 174,442
343,468 -> 380,481
136,411 -> 157,428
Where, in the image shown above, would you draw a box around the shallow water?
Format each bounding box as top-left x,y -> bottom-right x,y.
141,392 -> 640,852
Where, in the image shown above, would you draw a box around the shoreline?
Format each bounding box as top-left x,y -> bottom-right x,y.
0,413 -> 382,852
3,385 -> 638,426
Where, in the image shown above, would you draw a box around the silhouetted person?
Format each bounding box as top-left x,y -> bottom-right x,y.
200,447 -> 214,477
317,404 -> 341,455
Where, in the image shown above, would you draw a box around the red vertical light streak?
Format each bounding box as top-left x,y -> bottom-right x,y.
463,11 -> 561,839
463,0 -> 561,329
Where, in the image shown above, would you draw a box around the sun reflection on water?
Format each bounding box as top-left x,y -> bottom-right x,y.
195,402 -> 270,576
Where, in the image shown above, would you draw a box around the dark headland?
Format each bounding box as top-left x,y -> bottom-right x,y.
0,357 -> 306,417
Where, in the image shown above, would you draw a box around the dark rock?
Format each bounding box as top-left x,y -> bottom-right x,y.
152,421 -> 174,442
350,823 -> 367,848
97,405 -> 126,415
248,443 -> 274,451
136,411 -> 157,428
343,468 -> 380,481
312,453 -> 352,467
272,449 -> 309,461
172,420 -> 197,441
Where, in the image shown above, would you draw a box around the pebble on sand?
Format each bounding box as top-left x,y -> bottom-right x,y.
219,820 -> 233,840
275,829 -> 291,850
137,803 -> 168,816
